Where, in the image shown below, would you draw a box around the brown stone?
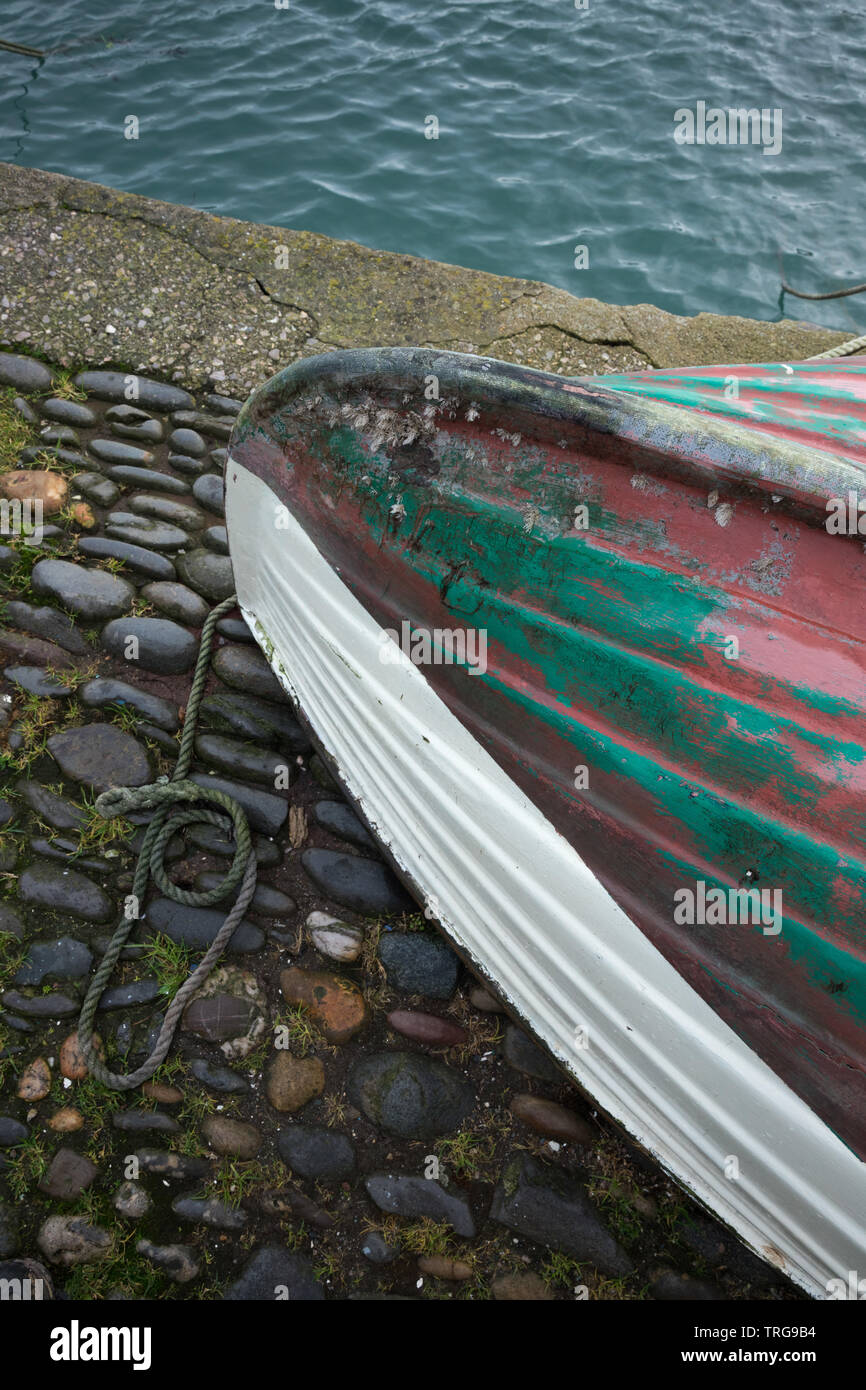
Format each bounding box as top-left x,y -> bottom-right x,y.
418,1255 -> 473,1281
71,501 -> 96,528
0,469 -> 68,514
49,1107 -> 84,1133
279,967 -> 367,1045
509,1093 -> 595,1144
0,629 -> 76,669
201,1114 -> 261,1159
182,994 -> 257,1042
265,1052 -> 325,1113
492,1272 -> 555,1300
17,1056 -> 51,1100
469,985 -> 506,1013
141,1082 -> 183,1105
60,1031 -> 102,1081
38,1148 -> 98,1200
386,1009 -> 469,1048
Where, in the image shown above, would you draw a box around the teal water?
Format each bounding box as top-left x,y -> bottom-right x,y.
1,0 -> 863,330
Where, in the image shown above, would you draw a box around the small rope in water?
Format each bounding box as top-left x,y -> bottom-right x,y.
77,593 -> 260,1090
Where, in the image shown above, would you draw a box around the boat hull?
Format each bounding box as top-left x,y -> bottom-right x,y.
225,348 -> 866,1295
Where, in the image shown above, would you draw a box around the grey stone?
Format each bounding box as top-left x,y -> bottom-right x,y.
0,353 -> 53,392
203,525 -> 228,554
360,1231 -> 398,1264
128,494 -> 207,530
98,979 -> 162,1010
0,904 -> 25,939
172,411 -> 232,441
194,732 -> 295,787
503,1024 -> 561,1083
105,513 -> 190,551
14,937 -> 92,986
0,1202 -> 20,1258
313,800 -> 376,850
347,1050 -> 474,1139
379,932 -> 459,1000
101,616 -> 197,674
72,472 -> 121,506
188,1058 -> 249,1093
215,616 -> 253,642
47,723 -> 151,789
188,772 -> 288,836
184,824 -> 280,867
182,994 -> 259,1041
199,690 -> 309,751
80,676 -> 180,731
107,464 -> 190,493
17,779 -> 85,830
18,861 -> 113,921
302,848 -> 414,917
167,452 -> 208,477
133,1148 -> 211,1179
212,644 -> 283,700
277,1124 -> 356,1182
194,872 -> 294,917
0,1117 -> 29,1148
112,1109 -> 180,1134
74,372 -> 194,412
77,536 -> 178,579
144,898 -> 264,953
136,1238 -> 199,1283
0,990 -> 78,1016
40,424 -> 79,447
175,548 -> 234,600
38,1215 -> 111,1266
172,1195 -> 247,1229
4,665 -> 72,697
224,1247 -> 323,1301
365,1172 -> 476,1236
491,1153 -> 632,1276
40,397 -> 96,427
88,438 -> 155,466
169,427 -> 206,456
29,838 -> 117,874
4,601 -> 89,654
113,1180 -> 151,1219
31,558 -> 134,620
192,473 -> 225,515
204,394 -> 243,416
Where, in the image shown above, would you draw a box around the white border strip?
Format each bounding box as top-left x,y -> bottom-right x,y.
227,457 -> 866,1297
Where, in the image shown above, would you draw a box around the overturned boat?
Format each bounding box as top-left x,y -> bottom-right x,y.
224,347 -> 866,1297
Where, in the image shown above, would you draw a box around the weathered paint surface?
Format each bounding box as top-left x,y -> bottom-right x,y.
229,349 -> 866,1159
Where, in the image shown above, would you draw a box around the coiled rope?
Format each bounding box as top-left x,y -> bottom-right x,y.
77,593 -> 259,1090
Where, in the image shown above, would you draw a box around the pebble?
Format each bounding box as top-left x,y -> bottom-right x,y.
469,985 -> 505,1013
379,933 -> 460,999
194,732 -> 294,787
0,1204 -> 20,1259
0,904 -> 24,939
136,1239 -> 199,1284
31,557 -> 134,620
89,438 -> 155,466
169,427 -> 206,456
650,1268 -> 723,1300
224,1247 -> 323,1301
107,464 -> 189,493
215,616 -> 252,642
38,1148 -> 98,1199
1,990 -> 78,1017
313,800 -> 376,850
40,424 -> 79,447
491,1153 -> 632,1276
74,372 -> 194,411
72,471 -> 121,506
172,1195 -> 248,1229
76,537 -> 177,580
199,690 -> 308,751
188,1058 -> 249,1093
5,600 -> 89,654
4,665 -> 72,697
174,549 -> 234,601
182,994 -> 259,1042
277,1124 -> 356,1182
0,628 -> 75,670
128,493 -> 207,530
101,616 -> 197,674
194,872 -> 295,917
187,773 -> 288,836
142,1081 -> 183,1104
12,394 -> 38,423
14,937 -> 93,986
38,1216 -> 112,1266
184,824 -> 281,867
200,1114 -> 261,1159
133,1148 -> 211,1179
280,966 -> 368,1044
59,1031 -> 101,1080
173,411 -> 232,441
386,1009 -> 469,1048
141,581 -> 209,626
105,513 -> 190,551
0,1117 -> 29,1147
203,525 -> 229,554
265,1053 -> 325,1112
306,912 -> 364,963
114,1181 -> 151,1219
418,1255 -> 473,1281
212,644 -> 284,700
360,1232 -> 398,1265
502,1024 -> 562,1082
47,723 -> 151,790
80,676 -> 180,732
167,452 -> 208,476
146,899 -> 264,954
112,1109 -> 181,1134
18,861 -> 113,920
0,353 -> 53,392
301,848 -> 414,917
491,1272 -> 555,1300
192,473 -> 225,514
18,779 -> 85,830
40,397 -> 96,427
509,1094 -> 595,1144
365,1173 -> 476,1237
348,1051 -> 474,1139
108,418 -> 164,445
204,394 -> 243,415
48,1107 -> 84,1133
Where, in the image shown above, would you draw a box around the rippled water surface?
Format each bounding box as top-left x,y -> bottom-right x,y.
1,0 -> 863,328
